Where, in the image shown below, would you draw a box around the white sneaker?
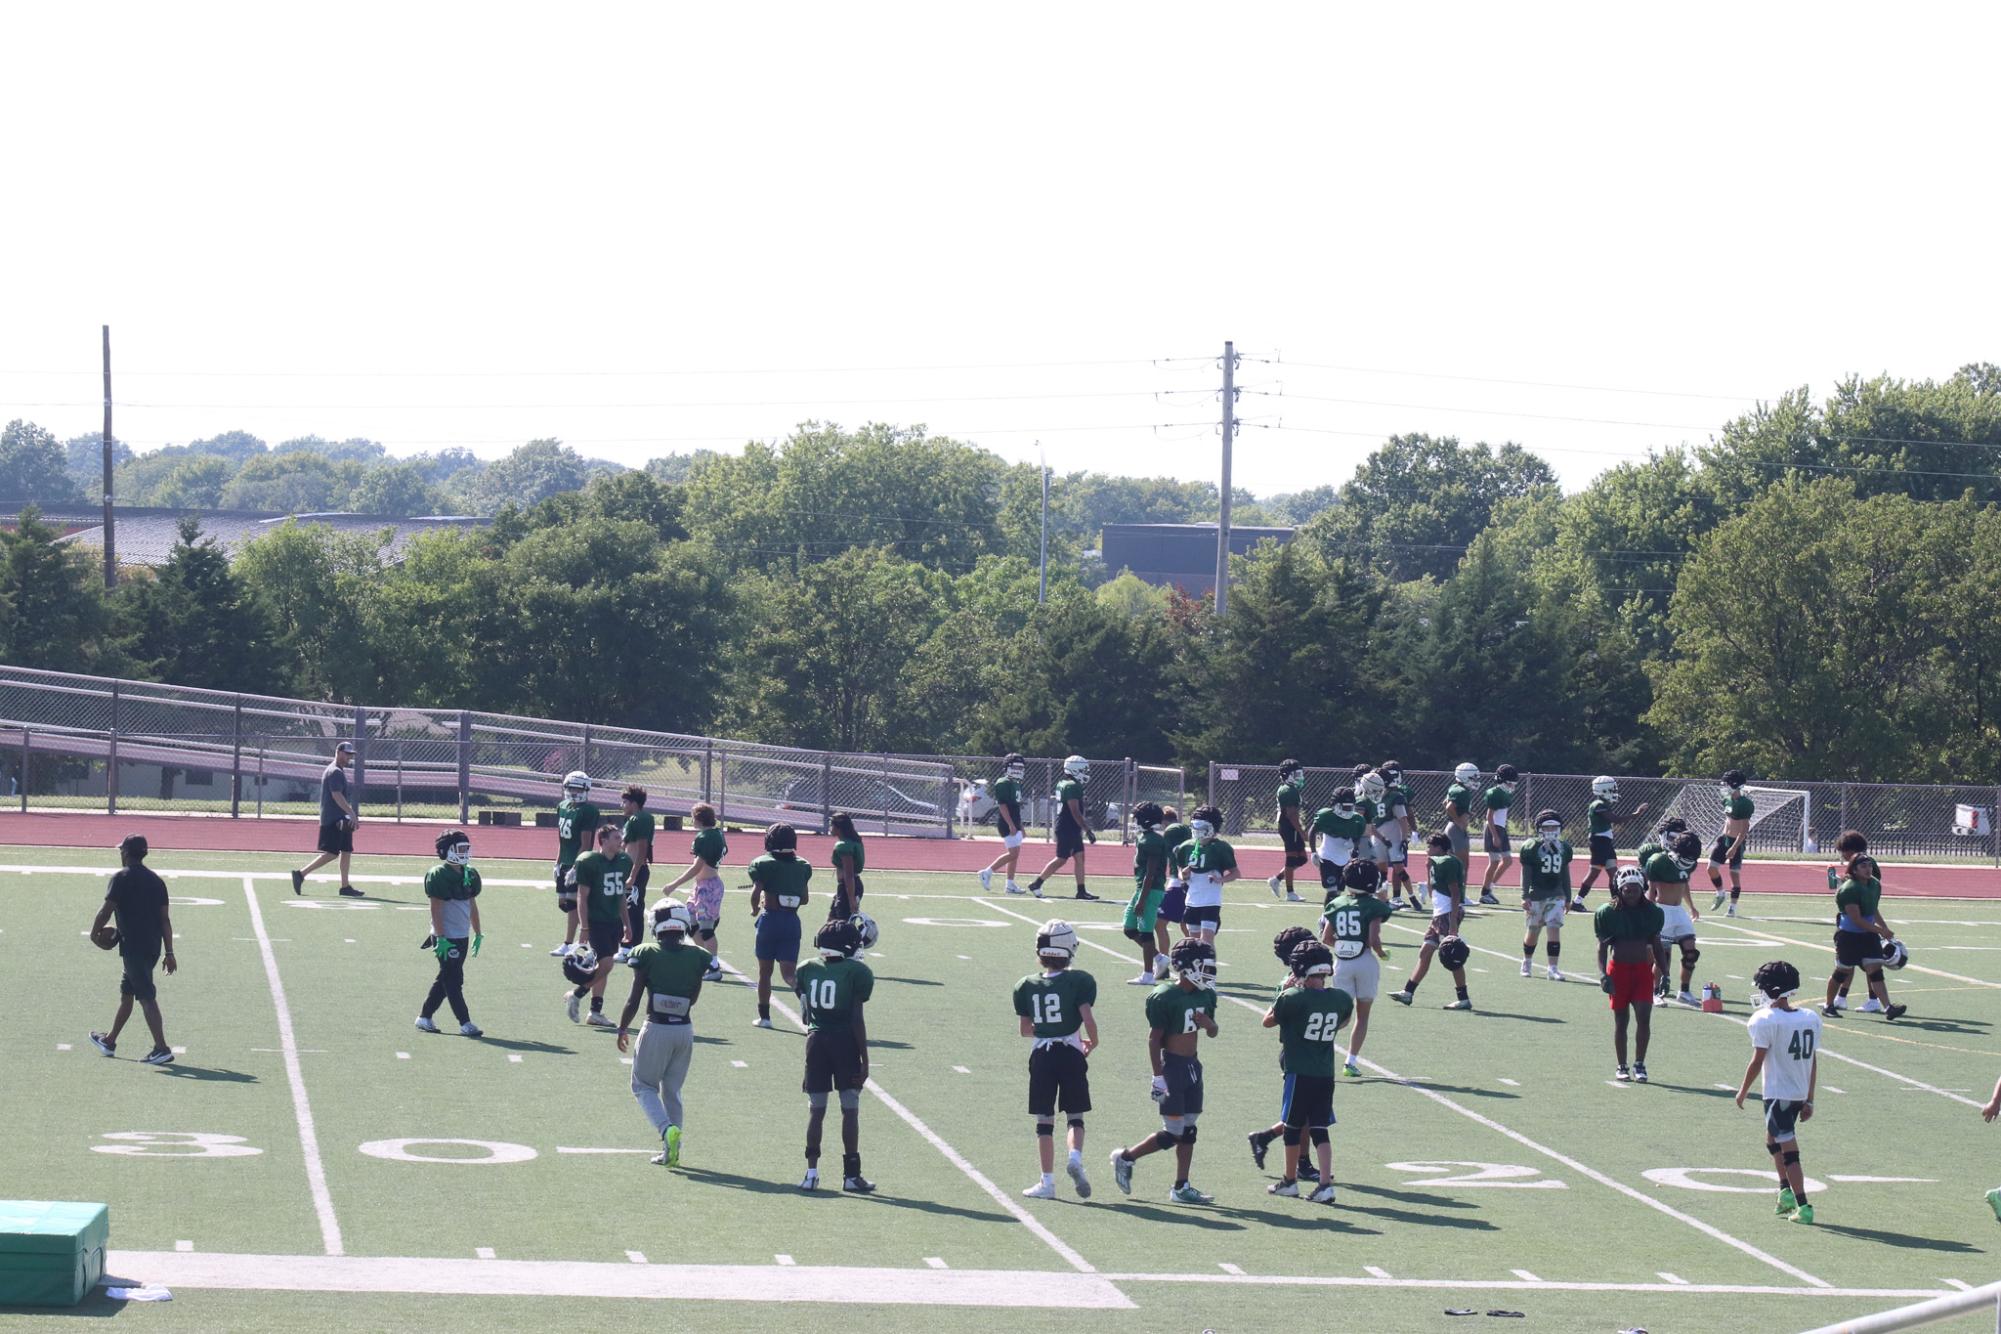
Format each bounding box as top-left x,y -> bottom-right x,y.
1546,966 -> 1564,982
1029,885 -> 1046,900
1520,959 -> 1533,977
1066,1158 -> 1092,1198
978,869 -> 993,892
704,962 -> 725,980
1859,997 -> 1884,1014
752,1016 -> 773,1029
585,1012 -> 617,1029
1005,881 -> 1023,895
1130,973 -> 1155,985
1676,990 -> 1698,1006
458,1021 -> 483,1038
1022,1178 -> 1056,1199
1832,994 -> 1849,1011
1713,889 -> 1728,910
1268,1179 -> 1300,1197
414,1016 -> 440,1033
1308,1183 -> 1337,1205
1725,904 -> 1738,917
1266,874 -> 1283,899
1154,962 -> 1171,982
565,990 -> 582,1024
1286,891 -> 1305,902
550,942 -> 573,957
613,947 -> 631,964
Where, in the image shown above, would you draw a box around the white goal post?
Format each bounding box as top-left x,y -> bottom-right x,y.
1800,1278 -> 2001,1333
1658,784 -> 1815,854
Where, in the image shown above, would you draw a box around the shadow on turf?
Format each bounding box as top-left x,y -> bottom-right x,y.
1391,1082 -> 1519,1100
155,1064 -> 257,1083
472,1036 -> 576,1055
677,1167 -> 1015,1225
874,976 -> 946,988
1886,1017 -> 1991,1035
1810,1222 -> 1984,1252
1338,1182 -> 1476,1210
1203,1202 -> 1383,1235
1650,1083 -> 1735,1100
1465,1009 -> 1564,1026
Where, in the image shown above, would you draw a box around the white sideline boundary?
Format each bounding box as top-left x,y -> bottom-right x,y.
242,876 -> 344,1256
1706,917 -> 2001,991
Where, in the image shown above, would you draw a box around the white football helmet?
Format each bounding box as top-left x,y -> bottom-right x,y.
1591,775 -> 1619,801
1004,753 -> 1026,780
562,770 -> 591,796
651,902 -> 694,939
1453,762 -> 1480,785
850,912 -> 880,951
1037,919 -> 1078,962
1357,772 -> 1386,803
1063,755 -> 1089,781
1615,866 -> 1647,896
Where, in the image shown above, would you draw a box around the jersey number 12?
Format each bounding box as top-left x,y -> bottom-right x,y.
1035,993 -> 1065,1026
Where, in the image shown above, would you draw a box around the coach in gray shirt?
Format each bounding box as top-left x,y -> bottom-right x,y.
291,741 -> 364,897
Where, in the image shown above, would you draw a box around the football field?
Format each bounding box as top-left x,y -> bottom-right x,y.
4,845 -> 2000,1332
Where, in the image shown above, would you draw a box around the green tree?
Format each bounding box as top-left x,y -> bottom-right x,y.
232,523 -> 389,701
351,463 -> 446,516
274,435 -> 387,464
968,594 -> 1174,760
0,420 -> 85,503
120,518 -> 289,694
63,433 -> 131,499
449,440 -> 618,513
152,456 -> 236,509
0,507 -> 118,670
220,452 -> 360,512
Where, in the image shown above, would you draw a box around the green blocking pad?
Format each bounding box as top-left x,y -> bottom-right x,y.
0,1201 -> 109,1307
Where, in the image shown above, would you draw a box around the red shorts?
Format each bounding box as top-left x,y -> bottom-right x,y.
1607,959 -> 1655,1009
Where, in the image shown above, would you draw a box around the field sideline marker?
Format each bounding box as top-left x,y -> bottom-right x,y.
242,876 -> 344,1257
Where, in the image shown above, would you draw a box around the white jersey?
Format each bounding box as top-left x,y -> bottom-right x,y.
1185,870 -> 1224,909
1747,1004 -> 1821,1103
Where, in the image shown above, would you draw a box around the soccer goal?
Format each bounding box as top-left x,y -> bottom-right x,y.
1658,783 -> 1815,854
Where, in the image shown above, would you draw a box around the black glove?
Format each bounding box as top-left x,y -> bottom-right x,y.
1600,974 -> 1616,995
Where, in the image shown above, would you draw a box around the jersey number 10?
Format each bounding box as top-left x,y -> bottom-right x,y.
808,979 -> 839,1010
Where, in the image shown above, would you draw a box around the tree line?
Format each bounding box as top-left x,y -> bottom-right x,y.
2,367 -> 1998,784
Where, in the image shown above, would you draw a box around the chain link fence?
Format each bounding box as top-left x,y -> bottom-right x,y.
887,754 -> 1186,845
1207,761 -> 2001,866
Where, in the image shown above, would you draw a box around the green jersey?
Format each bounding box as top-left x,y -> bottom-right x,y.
831,838 -> 865,876
1834,875 -> 1883,933
749,852 -> 812,912
1725,793 -> 1755,823
1483,784 -> 1514,829
622,810 -> 656,850
796,956 -> 873,1030
1643,851 -> 1687,888
555,799 -> 602,869
991,776 -> 1023,829
1271,983 -> 1354,1078
1378,783 -> 1412,828
1055,778 -> 1085,825
690,825 -> 727,869
1161,822 -> 1192,851
424,863 -> 481,938
1586,799 -> 1613,837
1013,968 -> 1098,1040
1595,900 -> 1665,943
1277,781 -> 1303,824
1355,795 -> 1381,826
1521,839 -> 1574,901
628,940 -> 712,1023
1428,853 -> 1465,901
1635,839 -> 1664,867
1145,981 -> 1217,1038
1309,807 -> 1367,863
1172,837 -> 1238,887
1322,891 -> 1393,957
572,850 -> 632,924
1132,828 -> 1168,891
1445,782 -> 1474,822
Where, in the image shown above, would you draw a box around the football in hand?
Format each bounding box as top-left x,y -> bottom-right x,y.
91,924 -> 121,951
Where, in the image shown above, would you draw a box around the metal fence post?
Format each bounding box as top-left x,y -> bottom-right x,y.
702,741 -> 713,804
1207,762 -> 1216,811
457,711 -> 472,825
229,695 -> 243,819
881,752 -> 892,839
820,752 -> 834,836
106,679 -> 119,816
1839,783 -> 1849,840
395,739 -> 405,823
1123,758 -> 1136,844
582,724 -> 593,784
351,705 -> 369,814
1994,785 -> 2000,869
18,728 -> 28,812
256,743 -> 265,818
716,750 -> 728,825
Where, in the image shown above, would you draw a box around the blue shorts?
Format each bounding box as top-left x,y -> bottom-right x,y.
1158,885 -> 1187,923
755,910 -> 802,963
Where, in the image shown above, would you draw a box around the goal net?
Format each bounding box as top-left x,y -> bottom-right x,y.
1657,784 -> 1814,854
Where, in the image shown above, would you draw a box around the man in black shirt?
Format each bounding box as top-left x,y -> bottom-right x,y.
88,834 -> 178,1065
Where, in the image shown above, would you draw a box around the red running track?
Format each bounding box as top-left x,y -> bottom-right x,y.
1,811 -> 1996,897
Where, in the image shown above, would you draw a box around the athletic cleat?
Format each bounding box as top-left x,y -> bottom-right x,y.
1073,888 -> 1100,902
1286,891 -> 1305,903
1029,885 -> 1046,900
1615,1065 -> 1631,1081
1677,990 -> 1699,1006
1067,1158 -> 1092,1198
1111,1151 -> 1133,1195
1570,898 -> 1588,913
1247,1132 -> 1270,1170
1858,997 -> 1883,1014
799,1169 -> 819,1192
1725,904 -> 1738,917
338,885 -> 365,898
1343,1060 -> 1361,1078
1546,966 -> 1564,982
1821,1004 -> 1840,1019
704,962 -> 724,980
415,1016 -> 441,1033
752,1016 -> 773,1029
1790,1203 -> 1814,1225
1443,997 -> 1473,1010
1832,994 -> 1849,1010
978,869 -> 993,892
1633,1062 -> 1649,1083
1520,959 -> 1533,977
1268,1179 -> 1299,1197
458,1022 -> 483,1038
1389,989 -> 1413,1006
1022,1179 -> 1056,1199
89,1032 -> 115,1057
1713,888 -> 1728,910
1266,874 -> 1283,898
1309,1184 -> 1337,1205
1777,1186 -> 1798,1216
1005,881 -> 1023,895
842,1174 -> 876,1194
290,869 -> 305,895
141,1047 -> 175,1066
1479,890 -> 1501,906
1884,1003 -> 1908,1021
613,947 -> 631,964
550,942 -> 573,957
566,991 -> 582,1024
1168,1182 -> 1214,1205
1986,1187 -> 2001,1223
585,1012 -> 617,1029
665,1125 -> 682,1168
1129,973 -> 1155,985
1297,1159 -> 1320,1184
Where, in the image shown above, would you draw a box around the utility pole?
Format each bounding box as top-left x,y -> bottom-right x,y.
101,325 -> 115,587
1037,441 -> 1048,604
1213,339 -> 1238,616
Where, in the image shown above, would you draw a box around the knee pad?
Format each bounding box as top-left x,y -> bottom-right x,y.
1281,1127 -> 1303,1147
839,1088 -> 861,1112
1309,1127 -> 1329,1147
1125,927 -> 1151,946
1067,1117 -> 1086,1132
807,1092 -> 828,1111
1782,1149 -> 1800,1166
1179,1124 -> 1198,1146
1681,943 -> 1700,965
1035,1119 -> 1055,1138
1546,941 -> 1561,957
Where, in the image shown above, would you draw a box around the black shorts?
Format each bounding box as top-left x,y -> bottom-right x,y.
1318,858 -> 1345,891
1028,1042 -> 1092,1117
587,920 -> 624,957
1160,1051 -> 1203,1116
1280,821 -> 1309,869
1184,903 -> 1221,932
316,822 -> 353,855
1280,1072 -> 1335,1129
119,947 -> 160,1002
1589,834 -> 1617,867
1483,825 -> 1511,855
1054,821 -> 1086,860
828,877 -> 865,919
1709,835 -> 1745,870
1834,930 -> 1883,969
1765,1097 -> 1806,1143
804,1027 -> 866,1093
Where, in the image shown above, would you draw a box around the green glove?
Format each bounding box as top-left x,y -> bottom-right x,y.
471,933 -> 482,958
434,936 -> 453,961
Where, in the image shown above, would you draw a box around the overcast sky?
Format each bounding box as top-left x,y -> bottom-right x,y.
3,2 -> 1994,497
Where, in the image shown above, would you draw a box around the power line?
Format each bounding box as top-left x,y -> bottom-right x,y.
0,356 -> 1205,380
1267,356 -> 1766,403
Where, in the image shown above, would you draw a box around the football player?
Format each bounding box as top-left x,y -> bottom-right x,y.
1735,959 -> 1821,1225
416,831 -> 483,1037
1573,775 -> 1647,912
1308,786 -> 1367,896
1444,762 -> 1478,871
1519,810 -> 1573,982
616,902 -> 712,1167
1321,860 -> 1392,1077
749,823 -> 811,1029
796,917 -> 876,1193
1373,762 -> 1422,912
551,771 -> 599,957
828,812 -> 866,919
1596,866 -> 1668,1083
1157,807 -> 1192,961
1710,770 -> 1754,915
1111,937 -> 1220,1205
1981,1076 -> 2001,1222
1390,832 -> 1473,1011
660,802 -> 728,982
1014,920 -> 1099,1199
1026,756 -> 1101,902
1823,832 -> 1906,1021
1644,831 -> 1705,1005
1634,816 -> 1690,871
1248,926 -> 1327,1187
1478,764 -> 1520,906
980,754 -> 1029,895
1267,758 -> 1310,903
1173,805 -> 1239,947
1123,802 -> 1172,984
1259,940 -> 1351,1204
566,825 -> 631,1028
88,834 -> 177,1065
618,786 -> 655,960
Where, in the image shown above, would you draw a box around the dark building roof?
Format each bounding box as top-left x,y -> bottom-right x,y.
0,505 -> 484,569
1100,522 -> 1296,594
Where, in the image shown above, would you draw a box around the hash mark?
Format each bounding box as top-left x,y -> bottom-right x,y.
507,1055 -> 523,1064
1498,1077 -> 1520,1086
474,1247 -> 495,1260
924,1257 -> 948,1269
174,1240 -> 193,1253
1364,1265 -> 1391,1279
1219,1262 -> 1245,1275
56,1043 -> 71,1051
1512,1269 -> 1541,1282
1659,1272 -> 1688,1285
395,1052 -> 410,1060
775,1254 -> 796,1266
952,1065 -> 971,1074
625,1250 -> 647,1265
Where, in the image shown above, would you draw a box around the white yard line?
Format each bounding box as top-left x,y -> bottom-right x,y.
1101,1271 -> 1944,1299
1707,918 -> 2001,990
242,876 -> 343,1257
